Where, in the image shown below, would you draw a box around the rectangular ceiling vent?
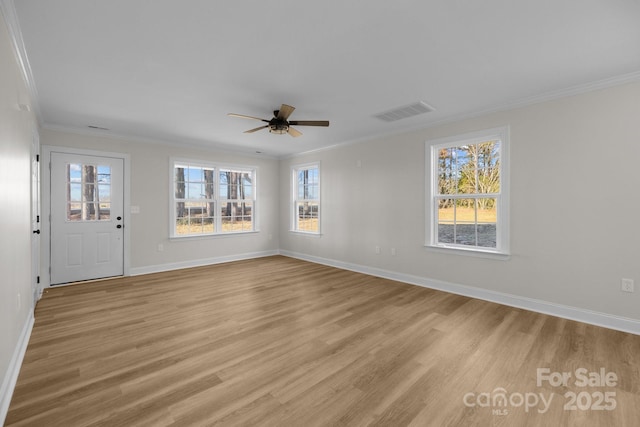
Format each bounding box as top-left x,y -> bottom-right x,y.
373,101 -> 435,122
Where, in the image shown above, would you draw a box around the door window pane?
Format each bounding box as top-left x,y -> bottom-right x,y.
66,164 -> 111,221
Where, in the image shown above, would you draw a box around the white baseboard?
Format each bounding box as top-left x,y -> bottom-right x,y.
0,311 -> 34,426
129,250 -> 280,276
279,250 -> 640,336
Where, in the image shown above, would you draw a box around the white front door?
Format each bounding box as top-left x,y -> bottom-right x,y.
50,152 -> 124,285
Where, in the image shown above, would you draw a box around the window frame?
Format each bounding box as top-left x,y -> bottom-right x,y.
426,126 -> 509,257
170,158 -> 257,238
291,162 -> 321,235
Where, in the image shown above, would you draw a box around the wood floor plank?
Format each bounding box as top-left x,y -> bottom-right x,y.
6,255 -> 640,426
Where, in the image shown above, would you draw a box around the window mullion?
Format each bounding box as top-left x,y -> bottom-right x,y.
474,198 -> 478,246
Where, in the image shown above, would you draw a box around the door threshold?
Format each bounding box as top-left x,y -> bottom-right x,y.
50,275 -> 124,287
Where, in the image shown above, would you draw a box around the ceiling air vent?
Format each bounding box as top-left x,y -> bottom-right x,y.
373,101 -> 435,122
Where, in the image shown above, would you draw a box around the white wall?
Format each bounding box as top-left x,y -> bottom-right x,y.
41,129 -> 280,275
280,81 -> 640,323
0,8 -> 37,423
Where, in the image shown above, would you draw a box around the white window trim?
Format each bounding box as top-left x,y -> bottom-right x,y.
290,162 -> 321,235
170,158 -> 258,238
425,126 -> 510,258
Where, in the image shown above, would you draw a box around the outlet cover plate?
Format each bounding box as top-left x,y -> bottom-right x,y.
621,278 -> 635,293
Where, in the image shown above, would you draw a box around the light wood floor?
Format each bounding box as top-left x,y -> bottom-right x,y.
6,256 -> 640,426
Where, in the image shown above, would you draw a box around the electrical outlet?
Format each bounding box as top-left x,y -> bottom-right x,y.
621,278 -> 635,293
391,248 -> 396,256
375,246 -> 381,254
157,243 -> 164,252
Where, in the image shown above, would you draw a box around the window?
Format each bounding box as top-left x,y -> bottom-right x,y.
66,163 -> 111,221
171,160 -> 256,237
219,168 -> 254,233
292,163 -> 320,233
427,127 -> 509,255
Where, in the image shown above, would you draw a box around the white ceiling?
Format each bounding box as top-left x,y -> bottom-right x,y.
11,0 -> 640,157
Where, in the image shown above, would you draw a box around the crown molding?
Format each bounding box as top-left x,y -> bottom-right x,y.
0,0 -> 42,124
285,70 -> 640,160
442,70 -> 640,125
41,123 -> 279,160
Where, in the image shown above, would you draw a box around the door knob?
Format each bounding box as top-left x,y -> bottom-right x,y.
117,216 -> 122,220
33,230 -> 40,234
116,224 -> 122,229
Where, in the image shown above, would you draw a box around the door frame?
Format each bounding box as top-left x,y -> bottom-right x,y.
31,127 -> 41,303
41,145 -> 131,288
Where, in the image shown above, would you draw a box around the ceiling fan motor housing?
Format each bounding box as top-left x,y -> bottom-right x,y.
269,118 -> 289,134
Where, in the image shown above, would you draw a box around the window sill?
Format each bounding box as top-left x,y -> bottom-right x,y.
424,244 -> 510,260
289,230 -> 322,237
170,230 -> 260,240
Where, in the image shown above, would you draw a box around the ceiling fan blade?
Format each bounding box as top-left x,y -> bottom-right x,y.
288,120 -> 330,127
287,127 -> 303,137
244,125 -> 269,134
276,104 -> 295,120
228,113 -> 269,122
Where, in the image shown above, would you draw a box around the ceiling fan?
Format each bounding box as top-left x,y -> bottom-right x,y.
228,104 -> 329,137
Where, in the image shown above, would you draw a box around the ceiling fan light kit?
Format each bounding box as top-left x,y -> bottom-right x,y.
228,104 -> 329,138
269,119 -> 289,135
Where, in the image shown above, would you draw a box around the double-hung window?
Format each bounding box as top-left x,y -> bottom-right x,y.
292,163 -> 320,233
171,160 -> 256,237
427,127 -> 509,255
